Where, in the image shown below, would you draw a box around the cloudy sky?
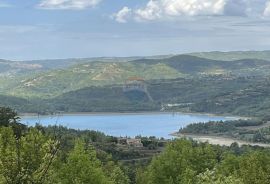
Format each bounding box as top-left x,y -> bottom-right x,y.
1,0 -> 270,60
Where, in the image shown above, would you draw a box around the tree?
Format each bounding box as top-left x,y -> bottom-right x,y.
218,151 -> 270,184
109,165 -> 130,184
0,107 -> 26,138
196,169 -> 244,184
0,107 -> 18,127
238,152 -> 270,184
101,152 -> 130,184
141,139 -> 218,184
56,140 -> 111,184
0,127 -> 59,184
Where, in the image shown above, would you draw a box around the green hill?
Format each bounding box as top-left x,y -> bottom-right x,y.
189,50 -> 270,61
134,55 -> 270,75
2,51 -> 270,116
4,54 -> 270,99
11,76 -> 268,116
5,62 -> 182,98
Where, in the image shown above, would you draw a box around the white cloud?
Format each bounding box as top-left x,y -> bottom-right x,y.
114,0 -> 256,23
113,6 -> 132,23
135,0 -> 226,21
264,1 -> 270,16
135,1 -> 162,21
39,0 -> 102,10
163,0 -> 225,16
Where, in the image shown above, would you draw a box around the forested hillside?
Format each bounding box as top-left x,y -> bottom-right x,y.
3,76 -> 270,117
1,51 -> 270,116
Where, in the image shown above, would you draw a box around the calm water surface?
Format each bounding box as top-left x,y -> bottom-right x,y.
21,113 -> 236,138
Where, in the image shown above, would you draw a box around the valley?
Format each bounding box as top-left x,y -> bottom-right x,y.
2,50 -> 270,147
3,2 -> 270,183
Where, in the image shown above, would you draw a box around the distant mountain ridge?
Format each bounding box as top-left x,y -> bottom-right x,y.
1,51 -> 270,99
1,50 -> 270,75
189,50 -> 270,61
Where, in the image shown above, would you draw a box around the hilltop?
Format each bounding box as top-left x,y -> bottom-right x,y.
189,50 -> 270,61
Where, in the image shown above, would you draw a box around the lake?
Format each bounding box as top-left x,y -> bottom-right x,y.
21,113 -> 236,138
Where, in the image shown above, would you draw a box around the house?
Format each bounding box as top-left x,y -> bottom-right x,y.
118,138 -> 143,147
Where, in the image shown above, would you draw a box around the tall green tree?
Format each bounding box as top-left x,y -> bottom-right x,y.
0,127 -> 59,184
56,140 -> 111,184
103,161 -> 130,184
140,139 -> 218,184
219,151 -> 270,184
0,107 -> 26,137
196,169 -> 244,184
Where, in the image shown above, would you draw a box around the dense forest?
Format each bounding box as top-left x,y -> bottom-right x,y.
1,107 -> 270,184
3,75 -> 270,117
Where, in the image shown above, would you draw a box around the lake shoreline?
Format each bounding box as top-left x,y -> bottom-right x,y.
21,112 -> 236,139
172,132 -> 270,147
19,111 -> 248,120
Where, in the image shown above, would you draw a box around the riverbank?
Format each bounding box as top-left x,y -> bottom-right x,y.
172,133 -> 270,147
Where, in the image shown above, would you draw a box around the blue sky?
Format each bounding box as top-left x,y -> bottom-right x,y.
0,0 -> 270,60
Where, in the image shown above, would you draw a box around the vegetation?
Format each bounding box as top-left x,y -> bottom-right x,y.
2,51 -> 270,183
1,107 -> 270,183
2,51 -> 270,117
0,107 -> 133,184
3,75 -> 270,117
2,52 -> 270,99
190,50 -> 270,61
179,118 -> 270,144
138,139 -> 270,184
